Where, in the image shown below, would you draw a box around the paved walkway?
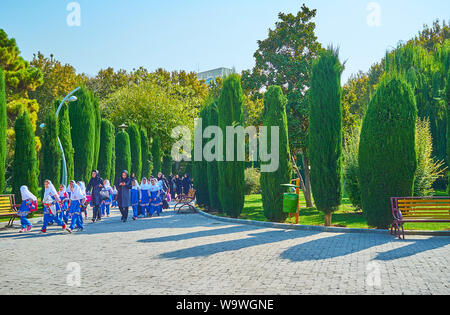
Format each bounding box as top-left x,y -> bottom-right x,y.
0,205 -> 449,295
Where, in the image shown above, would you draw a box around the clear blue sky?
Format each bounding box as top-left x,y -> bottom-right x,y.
1,0 -> 448,82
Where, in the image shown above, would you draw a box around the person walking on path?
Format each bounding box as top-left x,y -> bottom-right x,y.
86,170 -> 104,222
115,170 -> 132,222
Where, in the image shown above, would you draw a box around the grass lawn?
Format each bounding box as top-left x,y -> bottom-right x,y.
232,193 -> 450,231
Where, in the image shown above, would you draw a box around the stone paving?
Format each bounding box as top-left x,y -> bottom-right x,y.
0,205 -> 449,295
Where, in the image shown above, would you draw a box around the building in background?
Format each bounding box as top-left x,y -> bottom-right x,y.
197,67 -> 235,84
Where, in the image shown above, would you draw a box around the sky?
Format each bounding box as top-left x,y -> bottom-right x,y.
0,0 -> 449,83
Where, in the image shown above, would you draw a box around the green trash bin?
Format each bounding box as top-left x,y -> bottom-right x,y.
283,193 -> 299,213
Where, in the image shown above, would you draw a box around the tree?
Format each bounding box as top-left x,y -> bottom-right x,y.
140,128 -> 152,179
193,103 -> 210,207
206,100 -> 222,211
309,47 -> 344,226
217,75 -> 245,218
57,100 -> 74,181
91,93 -> 101,170
98,119 -> 115,182
12,111 -> 39,202
69,87 -> 96,183
111,134 -> 116,183
241,5 -> 323,208
127,123 -> 142,179
260,86 -> 292,222
151,136 -> 162,176
0,67 -> 6,193
162,153 -> 172,177
41,107 -> 61,189
115,131 -> 131,180
359,76 -> 417,229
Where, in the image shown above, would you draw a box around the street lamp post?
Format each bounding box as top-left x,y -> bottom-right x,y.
56,87 -> 81,186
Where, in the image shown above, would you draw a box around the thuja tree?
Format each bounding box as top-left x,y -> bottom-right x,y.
111,133 -> 116,183
151,136 -> 162,176
359,76 -> 417,228
0,67 -> 6,193
162,153 -> 172,177
218,74 -> 245,218
206,100 -> 222,211
69,87 -> 96,182
115,130 -> 131,179
41,107 -> 61,189
98,119 -> 115,182
260,86 -> 292,222
12,111 -> 39,202
91,93 -> 101,170
140,128 -> 152,179
56,100 -> 74,181
127,123 -> 142,179
309,47 -> 344,226
193,103 -> 210,207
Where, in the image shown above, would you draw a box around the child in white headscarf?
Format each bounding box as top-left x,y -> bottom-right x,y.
101,179 -> 113,217
78,181 -> 88,219
131,179 -> 140,220
17,186 -> 37,233
149,177 -> 163,217
59,184 -> 69,223
139,178 -> 150,217
112,186 -> 118,208
67,181 -> 84,232
41,180 -> 70,233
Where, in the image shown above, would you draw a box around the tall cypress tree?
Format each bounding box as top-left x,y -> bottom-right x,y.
162,153 -> 172,177
111,133 -> 116,183
359,76 -> 417,228
69,87 -> 95,183
218,74 -> 245,218
115,130 -> 131,181
56,100 -> 74,181
12,111 -> 39,202
193,103 -> 210,207
206,100 -> 222,211
140,128 -> 151,179
151,136 -> 162,176
98,119 -> 115,181
0,68 -> 6,193
41,107 -> 61,189
260,86 -> 292,222
127,123 -> 142,179
91,93 -> 101,170
309,47 -> 344,226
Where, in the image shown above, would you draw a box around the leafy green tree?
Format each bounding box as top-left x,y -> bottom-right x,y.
98,119 -> 115,182
140,128 -> 152,179
218,75 -> 245,218
12,111 -> 39,202
0,67 -> 6,193
151,136 -> 162,176
115,131 -> 131,180
57,100 -> 74,181
41,107 -> 61,189
193,103 -> 210,207
91,93 -> 101,170
359,76 -> 417,229
260,86 -> 292,222
127,123 -> 142,179
69,87 -> 95,182
206,100 -> 222,211
309,47 -> 344,226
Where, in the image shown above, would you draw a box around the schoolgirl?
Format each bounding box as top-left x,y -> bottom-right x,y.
41,180 -> 70,233
17,186 -> 37,233
131,179 -> 140,220
68,181 -> 84,232
139,178 -> 150,217
100,180 -> 113,217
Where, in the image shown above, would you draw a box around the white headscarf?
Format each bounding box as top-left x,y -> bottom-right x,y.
20,185 -> 37,201
78,181 -> 86,198
44,180 -> 58,199
149,179 -> 160,192
59,185 -> 67,197
112,186 -> 118,194
103,180 -> 112,190
69,181 -> 84,201
132,179 -> 140,190
140,178 -> 149,190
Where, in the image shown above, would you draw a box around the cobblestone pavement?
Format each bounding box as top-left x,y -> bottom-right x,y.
0,205 -> 449,295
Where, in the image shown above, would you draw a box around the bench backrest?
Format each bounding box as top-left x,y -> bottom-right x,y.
187,189 -> 196,199
0,195 -> 16,215
391,197 -> 450,220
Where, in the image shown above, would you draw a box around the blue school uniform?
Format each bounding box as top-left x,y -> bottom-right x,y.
42,195 -> 66,231
17,199 -> 33,229
69,200 -> 84,230
140,188 -> 150,216
131,188 -> 140,218
101,188 -> 112,216
150,189 -> 163,216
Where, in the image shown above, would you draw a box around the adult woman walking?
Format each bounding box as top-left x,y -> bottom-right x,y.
115,170 -> 132,222
86,170 -> 104,222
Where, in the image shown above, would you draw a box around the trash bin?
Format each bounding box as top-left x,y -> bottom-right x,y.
283,193 -> 299,213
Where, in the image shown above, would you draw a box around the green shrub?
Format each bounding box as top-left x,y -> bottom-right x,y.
41,107 -> 61,189
245,168 -> 261,195
343,129 -> 362,210
98,119 -> 115,182
115,131 -> 131,180
91,93 -> 101,170
193,103 -> 210,207
127,123 -> 142,179
207,101 -> 222,211
162,153 -> 172,177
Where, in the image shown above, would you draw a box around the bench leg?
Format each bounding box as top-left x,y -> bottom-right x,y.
7,215 -> 16,228
400,224 -> 405,240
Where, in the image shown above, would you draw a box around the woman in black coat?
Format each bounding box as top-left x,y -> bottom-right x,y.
86,170 -> 104,222
114,170 -> 132,222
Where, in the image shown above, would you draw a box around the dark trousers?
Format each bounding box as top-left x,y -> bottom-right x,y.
119,207 -> 129,221
92,205 -> 101,221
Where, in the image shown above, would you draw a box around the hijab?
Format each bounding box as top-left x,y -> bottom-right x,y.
59,185 -> 67,197
20,185 -> 37,201
78,181 -> 87,198
69,181 -> 84,201
132,179 -> 140,190
44,180 -> 58,199
140,178 -> 149,190
103,180 -> 112,190
149,179 -> 160,192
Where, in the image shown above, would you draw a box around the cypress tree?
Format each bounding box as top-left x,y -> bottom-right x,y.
193,103 -> 210,207
151,136 -> 162,176
217,74 -> 245,218
98,119 -> 115,182
359,76 -> 417,228
162,153 -> 172,177
91,93 -> 101,170
12,111 -> 39,202
0,68 -> 6,193
111,133 -> 116,183
260,86 -> 292,222
57,100 -> 74,181
69,87 -> 96,183
127,123 -> 142,179
115,130 -> 131,181
309,47 -> 344,226
206,101 -> 222,211
140,128 -> 151,179
41,107 -> 61,189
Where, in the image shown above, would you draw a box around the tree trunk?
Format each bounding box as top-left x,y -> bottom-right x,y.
291,155 -> 312,208
302,155 -> 313,208
324,213 -> 332,226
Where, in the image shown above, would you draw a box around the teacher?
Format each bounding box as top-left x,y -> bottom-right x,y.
115,170 -> 132,222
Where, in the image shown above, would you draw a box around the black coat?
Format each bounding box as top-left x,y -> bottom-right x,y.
115,176 -> 132,208
182,177 -> 192,194
86,176 -> 104,207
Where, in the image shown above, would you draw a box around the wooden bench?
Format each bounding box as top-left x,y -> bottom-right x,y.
175,189 -> 197,214
0,194 -> 18,227
391,197 -> 450,239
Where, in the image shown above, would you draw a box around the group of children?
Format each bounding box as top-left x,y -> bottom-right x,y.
131,177 -> 164,220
